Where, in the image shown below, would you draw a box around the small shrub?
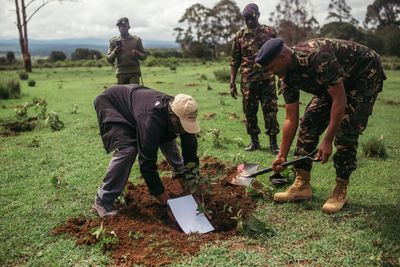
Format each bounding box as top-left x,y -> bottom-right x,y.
71,104 -> 78,114
213,69 -> 230,82
236,214 -> 276,239
15,102 -> 30,118
28,79 -> 36,87
145,57 -> 158,67
392,64 -> 400,70
0,57 -> 7,65
0,76 -> 21,99
19,71 -> 29,80
199,74 -> 208,80
207,128 -> 224,148
45,111 -> 65,131
362,136 -> 388,159
169,65 -> 177,71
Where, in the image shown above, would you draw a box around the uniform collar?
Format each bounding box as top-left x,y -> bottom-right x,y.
244,24 -> 262,34
118,33 -> 134,40
291,49 -> 300,69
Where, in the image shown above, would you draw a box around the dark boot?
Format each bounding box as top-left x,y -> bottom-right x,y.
245,135 -> 260,151
269,134 -> 279,155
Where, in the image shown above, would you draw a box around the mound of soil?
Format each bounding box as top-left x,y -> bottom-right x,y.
53,157 -> 262,266
0,117 -> 37,136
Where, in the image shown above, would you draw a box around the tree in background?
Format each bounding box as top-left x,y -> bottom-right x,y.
363,0 -> 400,56
6,51 -> 16,64
71,48 -> 103,61
174,0 -> 242,58
13,0 -> 75,72
375,25 -> 400,56
48,51 -> 66,62
174,3 -> 213,58
321,22 -> 364,42
326,0 -> 358,25
211,0 -> 242,56
364,0 -> 400,29
269,0 -> 319,45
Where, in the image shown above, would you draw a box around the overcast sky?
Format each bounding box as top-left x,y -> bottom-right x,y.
0,0 -> 367,41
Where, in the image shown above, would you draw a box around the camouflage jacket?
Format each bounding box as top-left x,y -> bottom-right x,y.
230,24 -> 276,82
280,38 -> 386,104
107,33 -> 147,75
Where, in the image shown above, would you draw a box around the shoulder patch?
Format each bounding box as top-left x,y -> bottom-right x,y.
295,54 -> 311,66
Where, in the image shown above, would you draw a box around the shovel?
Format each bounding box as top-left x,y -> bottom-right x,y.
230,151 -> 319,186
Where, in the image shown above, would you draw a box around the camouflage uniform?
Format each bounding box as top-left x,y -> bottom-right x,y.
231,25 -> 280,136
280,38 -> 386,179
107,34 -> 147,85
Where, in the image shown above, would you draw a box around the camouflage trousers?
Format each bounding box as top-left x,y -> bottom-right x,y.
117,73 -> 141,85
294,69 -> 385,180
241,79 -> 280,136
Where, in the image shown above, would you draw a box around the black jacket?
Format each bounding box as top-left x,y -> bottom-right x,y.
94,85 -> 198,195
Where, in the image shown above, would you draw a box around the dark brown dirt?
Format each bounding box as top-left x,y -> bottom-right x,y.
53,157 -> 262,266
203,112 -> 216,120
157,160 -> 172,172
228,112 -> 240,120
380,98 -> 400,106
0,117 -> 37,136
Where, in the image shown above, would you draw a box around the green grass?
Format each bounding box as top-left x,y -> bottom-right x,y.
0,62 -> 399,266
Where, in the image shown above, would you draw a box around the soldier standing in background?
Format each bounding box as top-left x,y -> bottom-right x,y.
107,17 -> 147,85
230,3 -> 280,153
256,38 -> 386,213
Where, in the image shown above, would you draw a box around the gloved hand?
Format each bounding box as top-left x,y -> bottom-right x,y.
230,82 -> 238,99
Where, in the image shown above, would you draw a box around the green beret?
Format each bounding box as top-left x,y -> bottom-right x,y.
256,38 -> 284,66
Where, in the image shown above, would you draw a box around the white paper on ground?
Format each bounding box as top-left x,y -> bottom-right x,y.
167,195 -> 215,234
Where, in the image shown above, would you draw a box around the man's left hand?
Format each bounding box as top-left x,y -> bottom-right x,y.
316,140 -> 332,163
132,49 -> 141,56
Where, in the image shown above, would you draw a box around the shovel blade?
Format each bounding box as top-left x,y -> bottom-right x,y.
229,163 -> 259,186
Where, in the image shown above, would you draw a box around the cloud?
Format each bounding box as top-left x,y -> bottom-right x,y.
0,0 -> 369,41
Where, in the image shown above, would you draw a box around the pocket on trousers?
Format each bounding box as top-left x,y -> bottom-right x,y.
350,102 -> 371,135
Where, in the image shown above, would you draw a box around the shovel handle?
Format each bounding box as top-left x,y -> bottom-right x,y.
247,156 -> 314,177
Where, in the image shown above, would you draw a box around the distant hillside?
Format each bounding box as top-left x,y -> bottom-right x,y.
0,38 -> 179,57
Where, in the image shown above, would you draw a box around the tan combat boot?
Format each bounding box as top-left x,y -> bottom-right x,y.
321,177 -> 349,214
273,169 -> 312,203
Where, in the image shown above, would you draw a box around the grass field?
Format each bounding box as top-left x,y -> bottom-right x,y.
0,61 -> 399,266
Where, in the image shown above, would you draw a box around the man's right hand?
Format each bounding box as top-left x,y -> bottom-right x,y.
114,46 -> 122,55
272,155 -> 287,172
230,83 -> 238,99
